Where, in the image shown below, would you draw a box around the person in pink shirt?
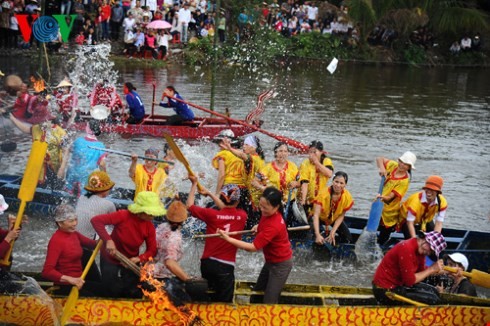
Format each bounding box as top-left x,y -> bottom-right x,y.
41,204 -> 101,296
218,186 -> 293,304
187,176 -> 247,302
144,30 -> 158,59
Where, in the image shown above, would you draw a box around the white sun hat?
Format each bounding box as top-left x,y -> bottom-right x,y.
399,151 -> 417,169
448,253 -> 469,271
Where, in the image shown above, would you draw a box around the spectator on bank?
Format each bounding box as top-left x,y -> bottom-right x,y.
123,12 -> 136,34
133,28 -> 145,55
85,26 -> 97,45
9,11 -> 19,48
156,29 -> 170,59
122,0 -> 131,17
24,0 -> 39,13
460,35 -> 471,50
123,28 -> 135,55
178,2 -> 191,43
472,32 -> 482,51
111,2 -> 124,41
128,0 -> 144,24
145,30 -> 159,59
60,0 -> 72,15
217,10 -> 226,42
449,41 -> 460,55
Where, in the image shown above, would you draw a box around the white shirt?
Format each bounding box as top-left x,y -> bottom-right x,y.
307,5 -> 318,20
178,7 -> 191,24
156,33 -> 170,47
123,17 -> 136,32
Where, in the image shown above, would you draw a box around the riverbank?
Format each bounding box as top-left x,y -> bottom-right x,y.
1,34 -> 488,73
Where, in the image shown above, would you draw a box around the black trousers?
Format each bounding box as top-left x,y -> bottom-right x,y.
100,257 -> 142,298
201,258 -> 235,303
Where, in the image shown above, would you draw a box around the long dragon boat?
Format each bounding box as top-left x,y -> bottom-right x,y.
72,113 -> 257,139
0,280 -> 489,325
1,173 -> 490,273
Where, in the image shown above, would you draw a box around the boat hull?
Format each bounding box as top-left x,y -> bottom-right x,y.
1,294 -> 489,326
73,114 -> 255,139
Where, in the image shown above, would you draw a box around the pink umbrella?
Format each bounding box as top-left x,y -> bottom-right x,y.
146,20 -> 172,30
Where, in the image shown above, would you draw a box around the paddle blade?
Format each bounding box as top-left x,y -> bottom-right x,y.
163,133 -> 203,191
366,200 -> 384,232
60,287 -> 79,325
365,176 -> 386,232
445,266 -> 490,289
18,140 -> 48,202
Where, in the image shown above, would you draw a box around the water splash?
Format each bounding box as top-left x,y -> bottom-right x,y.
19,276 -> 62,326
354,229 -> 384,265
65,44 -> 119,113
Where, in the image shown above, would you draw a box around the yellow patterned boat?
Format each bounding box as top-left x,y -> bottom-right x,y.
1,281 -> 489,325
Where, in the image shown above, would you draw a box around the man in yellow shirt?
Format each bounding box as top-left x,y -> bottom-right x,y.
129,147 -> 167,200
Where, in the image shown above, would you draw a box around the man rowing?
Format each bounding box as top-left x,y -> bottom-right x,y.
372,230 -> 446,305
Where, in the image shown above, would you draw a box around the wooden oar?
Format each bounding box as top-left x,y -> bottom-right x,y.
114,250 -> 141,277
365,176 -> 386,232
0,140 -> 47,266
163,133 -> 203,191
60,240 -> 103,325
87,146 -> 175,165
385,291 -> 428,307
170,96 -> 310,153
192,225 -> 310,239
444,266 -> 490,288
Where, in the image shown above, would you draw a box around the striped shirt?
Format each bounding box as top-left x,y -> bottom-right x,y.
76,195 -> 116,239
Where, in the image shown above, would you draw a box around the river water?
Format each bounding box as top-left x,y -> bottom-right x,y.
0,51 -> 489,290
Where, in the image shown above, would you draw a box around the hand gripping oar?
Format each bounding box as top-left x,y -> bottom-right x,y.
60,240 -> 103,325
0,140 -> 47,266
444,266 -> 490,288
169,96 -> 311,153
366,176 -> 386,232
192,225 -> 310,239
163,133 -> 203,191
87,146 -> 175,165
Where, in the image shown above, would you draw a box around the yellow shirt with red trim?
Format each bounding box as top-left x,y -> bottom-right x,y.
246,154 -> 265,208
399,191 -> 447,231
381,160 -> 410,227
299,156 -> 334,203
212,150 -> 246,186
31,124 -> 67,183
260,160 -> 299,202
313,187 -> 354,226
132,164 -> 167,200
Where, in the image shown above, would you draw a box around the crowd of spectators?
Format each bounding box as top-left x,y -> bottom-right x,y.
449,33 -> 482,55
236,1 -> 359,46
0,0 -> 222,59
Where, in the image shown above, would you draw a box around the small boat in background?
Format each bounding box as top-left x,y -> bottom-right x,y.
72,114 -> 257,139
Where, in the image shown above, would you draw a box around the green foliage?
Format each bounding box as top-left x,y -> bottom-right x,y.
401,44 -> 427,65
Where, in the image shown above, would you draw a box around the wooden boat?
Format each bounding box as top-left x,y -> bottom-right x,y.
2,172 -> 490,272
0,280 -> 489,325
72,113 -> 257,139
0,174 -> 133,215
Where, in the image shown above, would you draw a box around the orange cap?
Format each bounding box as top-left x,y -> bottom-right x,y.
423,175 -> 443,193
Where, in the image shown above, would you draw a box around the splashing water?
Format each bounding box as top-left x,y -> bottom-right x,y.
65,44 -> 119,113
19,276 -> 62,326
354,229 -> 384,265
140,261 -> 202,326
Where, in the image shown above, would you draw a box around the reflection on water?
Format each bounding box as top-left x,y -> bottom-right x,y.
1,55 -> 489,289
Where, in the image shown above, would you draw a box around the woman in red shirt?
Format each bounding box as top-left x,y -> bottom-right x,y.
100,0 -> 111,41
41,204 -> 100,296
218,186 -> 293,304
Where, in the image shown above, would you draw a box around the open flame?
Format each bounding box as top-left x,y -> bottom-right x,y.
139,260 -> 201,326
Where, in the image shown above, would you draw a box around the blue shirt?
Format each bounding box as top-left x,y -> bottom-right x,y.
159,93 -> 194,120
126,91 -> 145,120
